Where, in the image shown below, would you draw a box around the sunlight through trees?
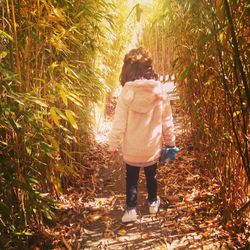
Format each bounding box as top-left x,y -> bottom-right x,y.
0,0 -> 249,248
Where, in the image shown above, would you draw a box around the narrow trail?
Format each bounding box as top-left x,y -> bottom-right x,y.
80,102 -> 244,249
47,100 -> 247,250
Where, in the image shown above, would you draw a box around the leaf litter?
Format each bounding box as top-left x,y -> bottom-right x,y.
33,101 -> 249,249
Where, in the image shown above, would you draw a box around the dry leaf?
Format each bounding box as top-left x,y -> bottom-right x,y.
83,228 -> 94,235
87,212 -> 102,222
62,237 -> 72,250
117,229 -> 127,236
166,195 -> 181,202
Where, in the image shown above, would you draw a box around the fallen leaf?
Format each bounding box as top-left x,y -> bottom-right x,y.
62,237 -> 72,250
166,195 -> 181,202
87,212 -> 102,222
83,228 -> 94,235
117,229 -> 127,236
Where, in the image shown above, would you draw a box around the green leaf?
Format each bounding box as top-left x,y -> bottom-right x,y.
26,176 -> 39,185
25,137 -> 32,155
65,109 -> 78,129
0,201 -> 11,219
42,207 -> 53,220
136,4 -> 143,22
180,63 -> 194,82
8,117 -> 22,134
40,141 -> 55,158
14,230 -> 33,236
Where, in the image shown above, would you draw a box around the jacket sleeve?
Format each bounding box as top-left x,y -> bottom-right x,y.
162,96 -> 176,146
108,94 -> 128,151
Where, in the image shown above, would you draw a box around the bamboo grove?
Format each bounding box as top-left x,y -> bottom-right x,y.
142,0 -> 249,221
0,0 -> 138,245
0,0 -> 249,247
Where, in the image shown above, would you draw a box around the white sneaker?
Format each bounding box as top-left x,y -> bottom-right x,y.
121,208 -> 137,223
148,197 -> 160,214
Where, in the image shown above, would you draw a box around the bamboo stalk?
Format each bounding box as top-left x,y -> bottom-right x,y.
1,0 -> 5,31
210,0 -> 250,183
24,5 -> 31,91
223,0 -> 250,111
155,23 -> 159,73
5,0 -> 14,69
10,0 -> 21,82
161,22 -> 165,80
223,0 -> 250,177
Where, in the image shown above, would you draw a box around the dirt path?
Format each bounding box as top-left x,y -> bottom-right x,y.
79,103 -> 246,249
47,102 -> 247,250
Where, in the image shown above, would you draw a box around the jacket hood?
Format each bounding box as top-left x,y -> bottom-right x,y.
121,79 -> 165,113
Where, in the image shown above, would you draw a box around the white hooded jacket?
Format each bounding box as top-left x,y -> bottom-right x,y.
108,79 -> 175,167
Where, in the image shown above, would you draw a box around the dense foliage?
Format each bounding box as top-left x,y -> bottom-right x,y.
1,0 -> 249,247
0,0 -> 137,246
143,0 -> 249,221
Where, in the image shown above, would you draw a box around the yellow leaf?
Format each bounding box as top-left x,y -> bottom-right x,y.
67,94 -> 83,107
44,120 -> 53,129
51,175 -> 62,194
219,32 -> 224,43
97,200 -> 103,207
117,229 -> 127,236
63,164 -> 79,176
59,89 -> 68,106
0,51 -> 7,61
233,110 -> 241,117
50,107 -> 60,127
65,109 -> 78,129
0,30 -> 13,41
47,135 -> 59,151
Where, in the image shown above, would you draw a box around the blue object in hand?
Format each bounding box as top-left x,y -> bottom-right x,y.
160,146 -> 180,162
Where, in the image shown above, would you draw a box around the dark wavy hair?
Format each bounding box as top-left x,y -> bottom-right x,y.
119,47 -> 158,86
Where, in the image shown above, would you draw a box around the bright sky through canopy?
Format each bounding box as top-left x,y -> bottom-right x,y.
128,0 -> 154,5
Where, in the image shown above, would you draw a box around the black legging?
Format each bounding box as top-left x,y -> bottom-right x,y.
125,163 -> 157,208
